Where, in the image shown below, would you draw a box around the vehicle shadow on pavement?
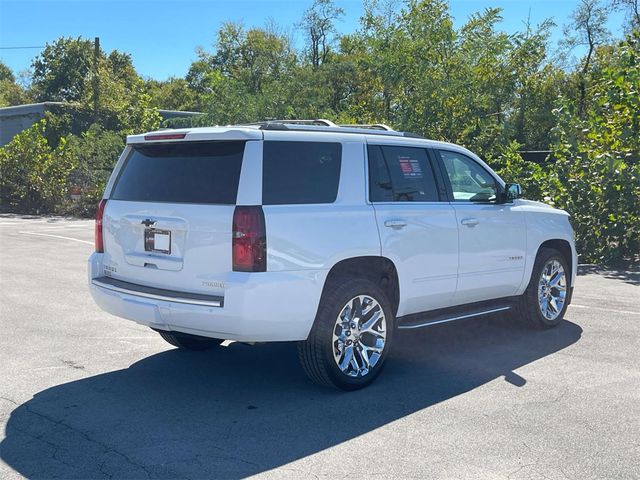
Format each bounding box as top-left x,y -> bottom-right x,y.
1,317 -> 582,479
577,266 -> 640,286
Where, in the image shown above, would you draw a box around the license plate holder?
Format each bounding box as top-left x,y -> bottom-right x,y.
144,228 -> 171,254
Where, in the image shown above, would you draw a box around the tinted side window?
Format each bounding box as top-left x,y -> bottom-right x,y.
368,145 -> 439,202
262,141 -> 342,205
111,141 -> 245,204
439,150 -> 498,202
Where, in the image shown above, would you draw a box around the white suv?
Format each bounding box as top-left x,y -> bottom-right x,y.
89,120 -> 576,390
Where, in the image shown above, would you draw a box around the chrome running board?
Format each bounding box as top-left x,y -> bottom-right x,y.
397,304 -> 513,330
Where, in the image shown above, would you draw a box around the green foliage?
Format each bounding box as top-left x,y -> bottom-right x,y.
187,21 -> 298,122
300,0 -> 345,68
0,119 -> 125,217
29,37 -> 160,134
489,141 -> 548,202
548,34 -> 640,265
0,120 -> 76,213
0,61 -> 15,83
146,77 -> 197,111
0,61 -> 31,107
0,79 -> 30,107
80,54 -> 161,133
488,34 -> 639,265
31,37 -> 96,102
330,1 -> 562,156
62,125 -> 125,216
0,2 -> 637,265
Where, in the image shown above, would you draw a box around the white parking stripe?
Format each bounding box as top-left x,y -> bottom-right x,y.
32,224 -> 90,230
570,304 -> 640,315
19,231 -> 93,245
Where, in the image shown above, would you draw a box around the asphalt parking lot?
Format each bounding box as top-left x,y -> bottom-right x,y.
0,216 -> 638,480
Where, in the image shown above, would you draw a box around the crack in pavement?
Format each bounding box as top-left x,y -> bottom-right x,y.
21,404 -> 153,478
0,396 -> 19,406
10,403 -> 267,479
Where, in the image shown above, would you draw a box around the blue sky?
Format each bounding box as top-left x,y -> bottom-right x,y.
0,0 -> 626,82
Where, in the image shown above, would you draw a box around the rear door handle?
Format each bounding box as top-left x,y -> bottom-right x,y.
384,219 -> 407,229
461,217 -> 479,227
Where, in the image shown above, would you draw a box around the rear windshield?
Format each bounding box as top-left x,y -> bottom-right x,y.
111,141 -> 245,204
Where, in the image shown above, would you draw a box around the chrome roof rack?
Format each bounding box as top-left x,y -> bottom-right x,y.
245,119 -> 337,127
338,123 -> 395,131
244,119 -> 424,139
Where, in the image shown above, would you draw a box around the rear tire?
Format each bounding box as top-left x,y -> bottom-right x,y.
157,331 -> 223,351
519,248 -> 570,329
298,278 -> 394,391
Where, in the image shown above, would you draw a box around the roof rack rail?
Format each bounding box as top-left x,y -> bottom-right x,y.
247,119 -> 337,127
337,123 -> 395,131
241,119 -> 425,139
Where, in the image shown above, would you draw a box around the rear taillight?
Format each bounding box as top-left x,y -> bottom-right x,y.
95,199 -> 107,253
232,206 -> 266,272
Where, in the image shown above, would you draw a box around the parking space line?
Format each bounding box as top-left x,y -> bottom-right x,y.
32,224 -> 91,230
19,231 -> 93,245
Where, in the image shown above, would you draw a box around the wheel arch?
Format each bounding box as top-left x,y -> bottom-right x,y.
321,256 -> 400,317
536,239 -> 574,284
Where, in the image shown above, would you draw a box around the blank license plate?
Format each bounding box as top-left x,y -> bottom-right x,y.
144,228 -> 171,254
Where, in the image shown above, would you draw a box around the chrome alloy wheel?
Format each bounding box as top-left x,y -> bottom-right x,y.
538,259 -> 567,321
332,295 -> 387,378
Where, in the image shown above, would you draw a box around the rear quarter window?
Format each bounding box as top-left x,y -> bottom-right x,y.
110,141 -> 245,204
262,141 -> 342,205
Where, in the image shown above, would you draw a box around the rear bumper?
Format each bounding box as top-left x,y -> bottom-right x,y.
88,253 -> 327,342
92,276 -> 224,307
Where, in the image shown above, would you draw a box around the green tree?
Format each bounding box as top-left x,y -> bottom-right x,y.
299,0 -> 344,68
0,61 -> 15,82
188,22 -> 298,122
146,77 -> 198,111
562,0 -> 611,116
30,37 -> 95,102
343,1 -> 517,154
29,37 -> 160,133
0,120 -> 76,213
0,61 -> 31,106
83,67 -> 161,134
550,34 -> 640,264
507,19 -> 563,150
488,140 -> 548,202
64,124 -> 125,215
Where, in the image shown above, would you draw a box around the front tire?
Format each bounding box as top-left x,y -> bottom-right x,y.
520,248 -> 570,329
157,330 -> 223,351
298,278 -> 394,390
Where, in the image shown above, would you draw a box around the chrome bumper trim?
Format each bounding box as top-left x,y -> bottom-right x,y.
92,276 -> 224,308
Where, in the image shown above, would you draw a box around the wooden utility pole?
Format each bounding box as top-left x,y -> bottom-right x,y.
93,37 -> 100,118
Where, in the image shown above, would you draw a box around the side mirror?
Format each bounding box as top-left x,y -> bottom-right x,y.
504,183 -> 522,201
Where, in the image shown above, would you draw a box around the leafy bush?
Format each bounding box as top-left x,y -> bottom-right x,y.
61,124 -> 125,216
0,120 -> 76,214
492,35 -> 640,266
488,140 -> 548,203
0,120 -> 125,217
1,13 -> 638,267
547,35 -> 640,265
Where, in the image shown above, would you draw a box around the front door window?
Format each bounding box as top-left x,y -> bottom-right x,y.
439,150 -> 497,202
